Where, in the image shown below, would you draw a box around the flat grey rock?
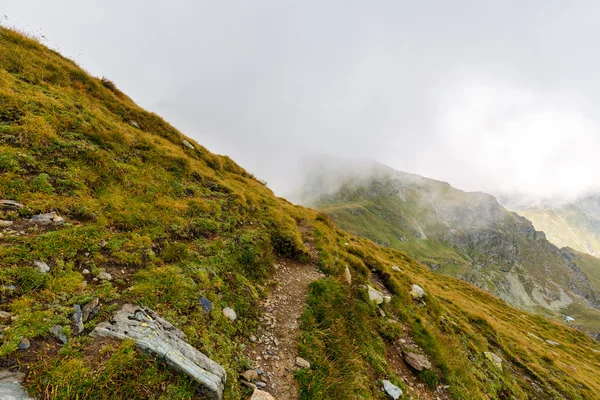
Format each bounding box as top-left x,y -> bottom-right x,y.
0,200 -> 24,210
367,285 -> 384,304
30,212 -> 64,224
73,305 -> 84,334
382,379 -> 403,399
50,325 -> 68,345
0,370 -> 33,400
403,351 -> 431,371
410,284 -> 425,299
33,260 -> 49,274
92,304 -> 226,400
183,139 -> 195,149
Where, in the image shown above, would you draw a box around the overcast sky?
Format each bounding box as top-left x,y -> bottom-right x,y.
3,1 -> 600,201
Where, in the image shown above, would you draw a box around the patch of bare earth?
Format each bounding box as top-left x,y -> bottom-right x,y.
242,228 -> 323,399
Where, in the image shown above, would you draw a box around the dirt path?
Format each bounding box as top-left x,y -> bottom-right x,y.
242,230 -> 323,399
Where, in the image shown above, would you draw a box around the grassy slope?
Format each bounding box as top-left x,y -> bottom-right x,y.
0,28 -> 599,400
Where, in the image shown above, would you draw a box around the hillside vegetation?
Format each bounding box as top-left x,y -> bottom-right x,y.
1,28 -> 600,399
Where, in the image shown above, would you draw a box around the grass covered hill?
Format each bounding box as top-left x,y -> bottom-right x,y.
1,27 -> 600,399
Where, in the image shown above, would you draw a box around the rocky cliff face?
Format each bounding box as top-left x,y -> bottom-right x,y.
299,160 -> 600,331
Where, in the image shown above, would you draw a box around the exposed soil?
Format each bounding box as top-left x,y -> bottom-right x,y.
242,225 -> 323,399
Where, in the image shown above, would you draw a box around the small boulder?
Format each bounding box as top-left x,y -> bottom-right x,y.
484,351 -> 503,371
31,212 -> 64,224
73,304 -> 84,334
343,266 -> 352,284
403,351 -> 431,371
50,325 -> 68,345
33,260 -> 50,274
18,337 -> 30,350
199,297 -> 213,314
391,266 -> 402,272
97,271 -> 112,281
0,369 -> 33,399
295,357 -> 310,369
368,286 -> 385,305
240,369 -> 259,382
129,120 -> 140,128
183,140 -> 195,149
0,311 -> 13,324
565,316 -> 575,322
409,284 -> 425,300
0,200 -> 24,210
248,388 -> 275,400
255,381 -> 267,389
223,307 -> 236,321
382,379 -> 403,399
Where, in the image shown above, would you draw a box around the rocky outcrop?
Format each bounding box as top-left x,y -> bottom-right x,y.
92,304 -> 226,400
0,370 -> 32,399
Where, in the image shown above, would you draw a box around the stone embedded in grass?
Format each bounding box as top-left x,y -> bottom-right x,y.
382,379 -> 403,399
18,337 -> 30,350
223,307 -> 237,321
73,304 -> 84,334
484,351 -> 503,371
91,304 -> 226,400
343,266 -> 352,284
129,120 -> 140,128
546,340 -> 559,346
367,285 -> 385,305
0,369 -> 32,400
30,212 -> 64,224
392,266 -> 402,272
0,311 -> 13,324
33,260 -> 49,274
0,200 -> 23,210
183,139 -> 195,149
403,351 -> 431,371
97,271 -> 112,281
199,297 -> 213,314
295,356 -> 310,368
248,388 -> 275,400
0,220 -> 13,227
409,284 -> 425,300
50,325 -> 68,345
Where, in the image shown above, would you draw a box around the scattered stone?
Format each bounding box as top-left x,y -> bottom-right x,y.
368,285 -> 385,305
546,340 -> 559,346
18,337 -> 30,350
250,335 -> 257,342
382,379 -> 403,399
97,271 -> 112,281
343,266 -> 352,284
484,351 -> 503,371
0,200 -> 24,210
82,269 -> 90,275
223,307 -> 237,321
183,140 -> 195,149
391,266 -> 402,273
82,298 -> 100,322
33,260 -> 49,274
255,367 -> 263,375
31,212 -> 64,224
73,304 -> 84,334
255,381 -> 267,389
565,316 -> 575,322
0,369 -> 33,399
247,388 -> 275,400
295,357 -> 310,369
240,370 -> 259,382
92,304 -> 226,400
403,351 -> 431,371
409,284 -> 426,299
0,311 -> 13,324
199,297 -> 213,314
50,325 -> 68,345
129,120 -> 140,128
0,220 -> 13,227
383,295 -> 391,303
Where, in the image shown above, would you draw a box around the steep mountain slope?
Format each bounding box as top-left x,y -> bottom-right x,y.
513,195 -> 600,258
1,28 -> 600,399
298,159 -> 600,334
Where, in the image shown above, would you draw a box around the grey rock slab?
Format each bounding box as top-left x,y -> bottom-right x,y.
0,200 -> 24,210
33,260 -> 49,274
403,351 -> 431,371
199,297 -> 212,314
382,379 -> 403,399
410,284 -> 425,299
81,298 -> 100,323
223,307 -> 236,321
31,212 -> 64,224
367,285 -> 384,305
73,304 -> 84,334
50,325 -> 68,345
0,370 -> 33,400
183,140 -> 195,149
91,304 -> 226,400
